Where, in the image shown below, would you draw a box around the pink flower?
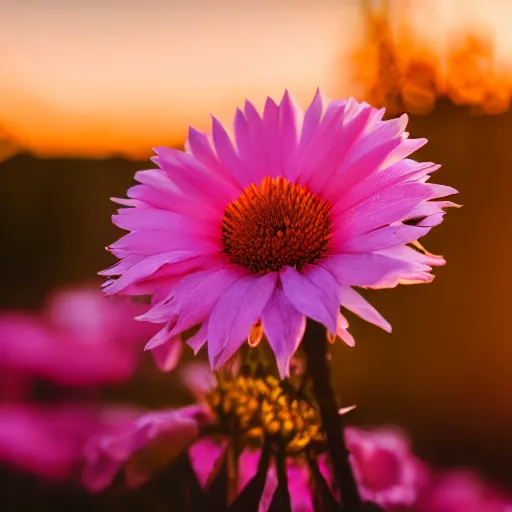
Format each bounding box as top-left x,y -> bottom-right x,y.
82,405 -> 204,492
189,439 -> 278,511
0,286 -> 163,389
345,427 -> 428,507
102,90 -> 456,377
418,471 -> 512,512
190,431 -> 427,511
82,364 -> 425,511
0,403 -> 121,481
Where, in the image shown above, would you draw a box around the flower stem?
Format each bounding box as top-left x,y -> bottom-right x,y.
302,319 -> 362,512
270,450 -> 291,512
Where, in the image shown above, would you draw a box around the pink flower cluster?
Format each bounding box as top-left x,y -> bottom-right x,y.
83,403 -> 512,512
0,289 -> 509,510
80,364 -> 512,511
0,286 -> 158,480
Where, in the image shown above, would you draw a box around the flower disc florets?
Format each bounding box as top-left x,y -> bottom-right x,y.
208,374 -> 323,454
221,177 -> 332,274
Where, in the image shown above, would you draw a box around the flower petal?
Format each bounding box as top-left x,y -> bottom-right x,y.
332,224 -> 431,253
261,286 -> 306,378
278,90 -> 302,180
320,252 -> 432,289
280,266 -> 339,333
208,272 -> 278,369
165,265 -> 249,336
102,252 -> 200,296
150,336 -> 183,372
336,313 -> 355,347
332,182 -> 436,238
186,322 -> 209,355
211,116 -> 250,189
83,406 -> 201,492
339,287 -> 391,332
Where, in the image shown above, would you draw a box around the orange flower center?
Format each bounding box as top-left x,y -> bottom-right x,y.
221,177 -> 332,274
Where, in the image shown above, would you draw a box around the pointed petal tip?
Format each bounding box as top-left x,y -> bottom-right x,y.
280,89 -> 295,106
144,339 -> 159,352
339,405 -> 357,415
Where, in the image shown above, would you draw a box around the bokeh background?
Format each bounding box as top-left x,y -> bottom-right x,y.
1,0 -> 511,509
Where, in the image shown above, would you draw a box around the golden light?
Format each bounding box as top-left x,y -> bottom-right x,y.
354,0 -> 512,115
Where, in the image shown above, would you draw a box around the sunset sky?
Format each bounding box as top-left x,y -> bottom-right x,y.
2,0 -> 512,157
0,0 -> 362,157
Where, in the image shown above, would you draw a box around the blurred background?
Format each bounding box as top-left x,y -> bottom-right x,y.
1,0 -> 511,509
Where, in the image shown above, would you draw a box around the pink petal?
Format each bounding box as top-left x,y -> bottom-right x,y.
153,146 -> 240,207
295,100 -> 347,186
208,272 -> 278,369
150,336 -> 183,372
99,255 -> 145,277
278,90 -> 302,180
211,115 -> 249,189
339,286 -> 391,332
324,159 -> 440,209
324,132 -> 427,203
188,439 -> 227,488
186,126 -> 236,184
332,182 -> 436,238
261,97 -> 281,174
425,183 -> 459,198
84,406 -> 201,492
117,255 -> 213,297
336,313 -> 355,347
306,100 -> 375,194
133,170 -> 219,222
126,184 -> 180,211
382,138 -> 428,169
102,252 -> 200,296
166,265 -> 249,336
234,107 -> 268,184
320,252 -> 431,289
112,208 -> 218,234
261,286 -> 306,378
299,88 -> 326,154
186,321 -> 209,354
108,230 -> 221,257
144,321 -> 174,350
375,245 -> 446,283
332,224 -> 430,253
280,265 -> 339,333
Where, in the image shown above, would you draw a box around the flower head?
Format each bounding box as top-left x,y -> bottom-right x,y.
102,90 -> 457,376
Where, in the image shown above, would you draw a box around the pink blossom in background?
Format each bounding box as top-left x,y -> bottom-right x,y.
82,405 -> 205,492
345,427 -> 428,507
0,286 -> 160,390
82,364 -> 428,510
417,471 -> 512,512
102,89 -> 457,377
0,403 -> 125,481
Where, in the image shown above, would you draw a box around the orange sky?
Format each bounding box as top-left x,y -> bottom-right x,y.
2,0 -> 512,158
0,0 -> 363,158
